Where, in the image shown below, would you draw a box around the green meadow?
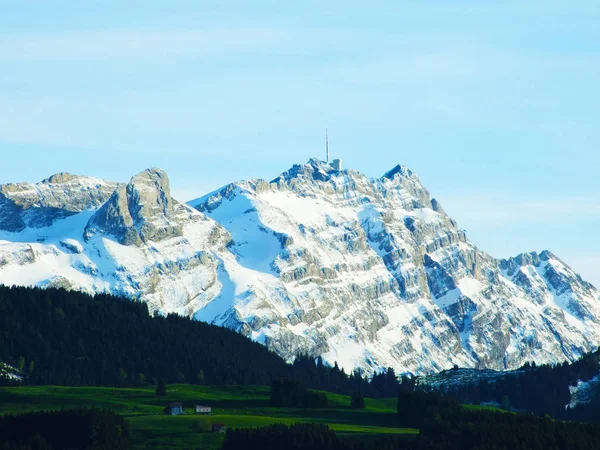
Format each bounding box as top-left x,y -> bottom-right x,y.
0,385 -> 419,449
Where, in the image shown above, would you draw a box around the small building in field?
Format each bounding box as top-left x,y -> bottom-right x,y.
212,423 -> 226,433
164,402 -> 183,416
195,405 -> 212,415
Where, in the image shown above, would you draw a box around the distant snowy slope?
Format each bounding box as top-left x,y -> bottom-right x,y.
0,168 -> 230,316
0,160 -> 599,375
190,159 -> 600,374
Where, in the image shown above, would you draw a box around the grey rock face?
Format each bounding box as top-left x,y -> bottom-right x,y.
189,159 -> 600,374
0,173 -> 117,231
0,167 -> 231,320
0,161 -> 599,377
0,195 -> 26,232
85,168 -> 187,245
85,184 -> 140,245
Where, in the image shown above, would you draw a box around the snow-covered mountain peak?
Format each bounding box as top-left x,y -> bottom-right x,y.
271,158 -> 345,185
501,250 -> 554,272
184,162 -> 600,374
501,250 -> 597,301
41,172 -> 79,184
0,163 -> 599,376
381,164 -> 414,181
0,173 -> 117,232
377,163 -> 446,213
0,167 -> 231,315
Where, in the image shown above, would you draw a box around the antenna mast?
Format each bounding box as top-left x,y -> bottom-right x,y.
326,128 -> 329,163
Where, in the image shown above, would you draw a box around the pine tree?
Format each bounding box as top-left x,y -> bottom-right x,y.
156,378 -> 168,396
350,391 -> 365,409
501,395 -> 511,411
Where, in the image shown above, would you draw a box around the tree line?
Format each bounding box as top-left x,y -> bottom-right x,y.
418,351 -> 600,421
222,390 -> 600,450
290,354 -> 402,398
1,284 -> 599,424
0,408 -> 130,449
222,423 -> 413,450
0,285 -> 413,397
0,285 -> 289,387
399,390 -> 600,450
270,378 -> 329,408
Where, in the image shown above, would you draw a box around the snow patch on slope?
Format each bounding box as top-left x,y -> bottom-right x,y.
1,162 -> 600,376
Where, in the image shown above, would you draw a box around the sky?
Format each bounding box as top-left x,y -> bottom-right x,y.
0,1 -> 599,286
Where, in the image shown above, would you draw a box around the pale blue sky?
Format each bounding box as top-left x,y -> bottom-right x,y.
1,1 -> 599,285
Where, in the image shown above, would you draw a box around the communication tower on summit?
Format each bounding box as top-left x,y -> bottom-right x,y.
325,129 -> 342,171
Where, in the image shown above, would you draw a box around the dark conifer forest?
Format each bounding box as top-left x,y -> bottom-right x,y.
222,397 -> 600,450
1,285 -> 600,425
421,352 -> 600,421
403,391 -> 600,450
0,285 -> 288,386
0,286 -> 408,396
0,409 -> 131,449
269,378 -> 329,408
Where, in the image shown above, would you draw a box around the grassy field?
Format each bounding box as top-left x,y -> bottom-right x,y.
462,403 -> 514,414
0,385 -> 418,449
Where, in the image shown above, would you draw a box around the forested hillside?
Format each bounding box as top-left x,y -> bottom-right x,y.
0,409 -> 130,449
420,351 -> 600,421
2,284 -> 600,424
0,285 -> 288,386
0,286 -> 408,395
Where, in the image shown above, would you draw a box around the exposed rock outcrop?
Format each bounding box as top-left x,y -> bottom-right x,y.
0,173 -> 117,232
0,160 -> 598,376
84,168 -> 187,245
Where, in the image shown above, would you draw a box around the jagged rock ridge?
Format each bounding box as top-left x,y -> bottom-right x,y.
0,173 -> 117,232
0,160 -> 598,376
0,168 -> 229,316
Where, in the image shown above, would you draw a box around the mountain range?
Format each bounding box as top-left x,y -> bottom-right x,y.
0,159 -> 598,375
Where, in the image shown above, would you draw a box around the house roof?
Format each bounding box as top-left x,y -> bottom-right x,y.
169,402 -> 183,408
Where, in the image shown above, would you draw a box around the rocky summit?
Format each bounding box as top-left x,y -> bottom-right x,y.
0,173 -> 117,232
85,168 -> 188,246
0,160 -> 598,375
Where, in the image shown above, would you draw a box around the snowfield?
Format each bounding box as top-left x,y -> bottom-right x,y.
0,160 -> 599,376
